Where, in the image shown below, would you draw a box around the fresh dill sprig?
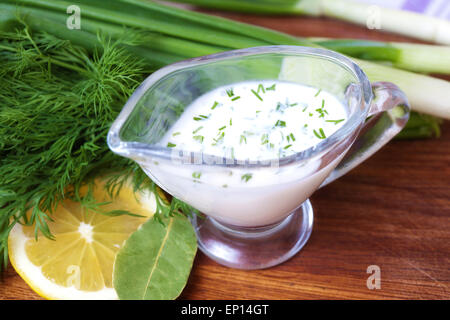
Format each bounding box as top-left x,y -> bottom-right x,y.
0,24 -> 195,271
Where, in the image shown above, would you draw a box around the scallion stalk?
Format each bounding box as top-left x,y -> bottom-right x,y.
1,0 -> 448,121
168,0 -> 450,45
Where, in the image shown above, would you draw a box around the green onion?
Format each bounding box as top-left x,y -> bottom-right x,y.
192,172 -> 202,179
193,135 -> 204,143
275,120 -> 286,127
4,0 -> 449,119
313,128 -> 327,139
193,126 -> 204,134
167,142 -> 177,147
169,0 -> 450,45
326,119 -> 345,124
241,173 -> 253,182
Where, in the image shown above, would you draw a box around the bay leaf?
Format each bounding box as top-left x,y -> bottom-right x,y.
113,215 -> 197,300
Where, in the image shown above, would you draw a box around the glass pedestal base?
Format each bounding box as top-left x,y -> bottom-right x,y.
190,199 -> 313,269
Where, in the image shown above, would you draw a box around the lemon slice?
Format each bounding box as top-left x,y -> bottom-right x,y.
8,180 -> 156,300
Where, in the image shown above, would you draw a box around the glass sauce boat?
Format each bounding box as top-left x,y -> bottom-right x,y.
107,46 -> 410,269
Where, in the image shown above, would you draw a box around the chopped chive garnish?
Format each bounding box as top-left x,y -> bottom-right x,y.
194,114 -> 209,121
167,142 -> 176,148
287,133 -> 295,142
172,132 -> 181,136
219,125 -> 226,131
256,110 -> 261,114
211,101 -> 219,110
284,144 -> 293,149
309,113 -> 313,117
269,143 -> 275,149
313,128 -> 327,139
251,89 -> 263,101
230,118 -> 233,126
289,102 -> 298,107
193,135 -> 204,143
193,126 -> 203,134
266,84 -> 276,91
241,173 -> 253,183
212,132 -> 225,145
258,84 -> 266,94
302,106 -> 308,112
231,96 -> 241,101
322,99 -> 325,108
192,172 -> 202,179
326,119 -> 345,124
315,88 -> 322,97
261,133 -> 269,145
274,120 -> 286,127
240,134 -> 247,144
230,147 -> 235,159
226,88 -> 234,97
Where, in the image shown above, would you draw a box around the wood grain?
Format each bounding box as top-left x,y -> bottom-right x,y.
1,12 -> 449,300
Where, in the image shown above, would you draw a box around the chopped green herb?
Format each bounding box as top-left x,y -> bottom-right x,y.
284,144 -> 293,149
231,96 -> 241,101
193,135 -> 204,143
274,120 -> 286,127
302,106 -> 308,112
240,134 -> 247,144
261,133 -> 269,145
315,88 -> 322,97
193,126 -> 204,134
212,132 -> 225,145
326,119 -> 345,124
192,172 -> 202,179
226,88 -> 234,97
309,113 -> 313,117
172,132 -> 181,136
251,89 -> 263,101
219,125 -> 227,131
222,184 -> 228,188
211,101 -> 219,110
287,133 -> 296,142
313,128 -> 327,139
266,84 -> 276,91
229,118 -> 233,126
167,142 -> 176,148
289,102 -> 298,107
194,114 -> 209,121
241,173 -> 253,182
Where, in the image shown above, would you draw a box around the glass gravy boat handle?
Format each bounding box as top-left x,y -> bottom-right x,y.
321,82 -> 410,187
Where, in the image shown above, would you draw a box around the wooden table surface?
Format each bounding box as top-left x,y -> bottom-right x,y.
1,12 -> 449,300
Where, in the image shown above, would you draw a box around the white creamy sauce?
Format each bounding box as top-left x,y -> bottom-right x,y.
148,80 -> 349,226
